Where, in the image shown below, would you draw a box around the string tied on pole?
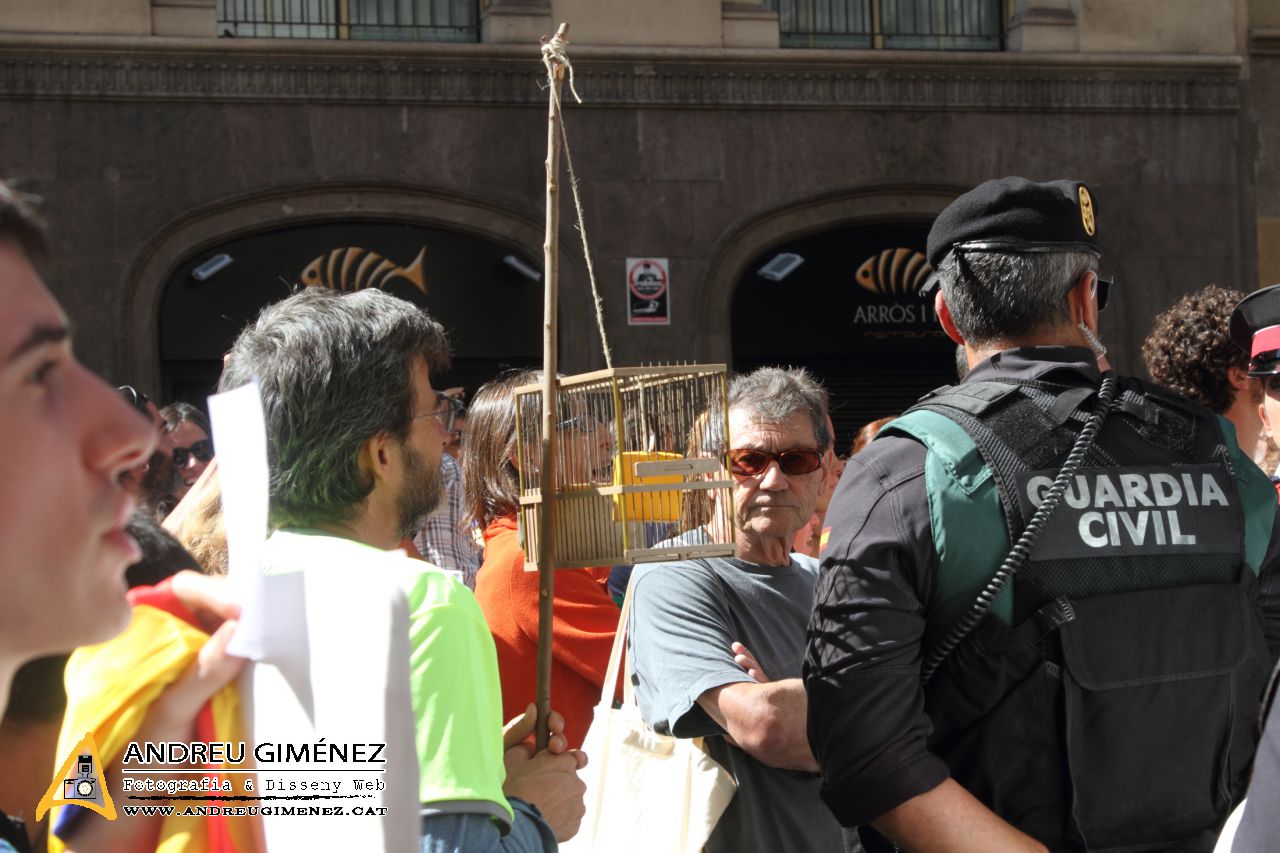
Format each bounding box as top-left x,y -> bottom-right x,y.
540,28 -> 613,370
540,30 -> 582,105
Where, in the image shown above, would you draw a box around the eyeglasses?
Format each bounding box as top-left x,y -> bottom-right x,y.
414,405 -> 457,433
118,385 -> 152,414
172,439 -> 214,468
556,415 -> 601,433
727,448 -> 824,477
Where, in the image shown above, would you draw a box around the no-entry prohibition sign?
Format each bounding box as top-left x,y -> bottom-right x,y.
626,257 -> 670,325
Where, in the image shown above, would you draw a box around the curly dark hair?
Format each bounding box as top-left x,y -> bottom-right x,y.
1142,285 -> 1248,414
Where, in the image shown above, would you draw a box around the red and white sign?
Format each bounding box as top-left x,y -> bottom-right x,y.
626,257 -> 670,326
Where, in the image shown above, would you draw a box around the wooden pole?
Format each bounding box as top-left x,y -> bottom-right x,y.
535,21 -> 569,751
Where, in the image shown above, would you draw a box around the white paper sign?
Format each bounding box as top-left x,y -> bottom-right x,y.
209,383 -> 419,850
240,535 -> 419,852
207,380 -> 271,660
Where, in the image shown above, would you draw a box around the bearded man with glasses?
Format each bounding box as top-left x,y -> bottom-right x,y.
219,289 -> 587,851
626,366 -> 846,853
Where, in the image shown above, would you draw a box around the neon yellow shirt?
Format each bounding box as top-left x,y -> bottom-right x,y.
272,530 -> 513,827
403,565 -> 513,825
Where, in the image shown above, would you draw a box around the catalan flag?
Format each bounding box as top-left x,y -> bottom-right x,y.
48,581 -> 260,853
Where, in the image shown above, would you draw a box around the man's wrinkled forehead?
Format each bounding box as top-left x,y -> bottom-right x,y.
728,406 -> 818,448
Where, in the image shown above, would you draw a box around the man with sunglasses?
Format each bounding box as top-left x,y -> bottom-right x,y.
627,366 -> 845,853
806,178 -> 1280,852
1215,285 -> 1280,848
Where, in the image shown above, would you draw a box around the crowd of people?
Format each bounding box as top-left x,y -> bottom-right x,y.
6,174 -> 1280,853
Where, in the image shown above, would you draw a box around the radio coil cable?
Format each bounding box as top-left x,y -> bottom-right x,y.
920,372 -> 1119,684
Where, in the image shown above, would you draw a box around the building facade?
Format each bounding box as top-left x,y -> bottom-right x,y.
0,0 -> 1269,444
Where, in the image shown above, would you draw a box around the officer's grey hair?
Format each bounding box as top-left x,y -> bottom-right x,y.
724,367 -> 831,451
219,287 -> 450,530
937,249 -> 1100,346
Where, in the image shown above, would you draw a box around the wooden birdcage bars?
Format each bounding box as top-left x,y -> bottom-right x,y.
514,364 -> 737,571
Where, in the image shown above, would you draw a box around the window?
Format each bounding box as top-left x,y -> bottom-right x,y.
767,0 -> 1002,50
217,0 -> 479,42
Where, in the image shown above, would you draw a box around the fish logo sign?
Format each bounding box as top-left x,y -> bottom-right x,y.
36,731 -> 116,822
299,246 -> 427,295
1079,186 -> 1096,237
855,248 -> 932,296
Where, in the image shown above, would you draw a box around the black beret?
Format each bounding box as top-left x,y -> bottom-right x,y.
926,177 -> 1102,270
1229,284 -> 1280,377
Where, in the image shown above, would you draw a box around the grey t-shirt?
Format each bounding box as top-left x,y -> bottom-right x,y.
628,549 -> 844,853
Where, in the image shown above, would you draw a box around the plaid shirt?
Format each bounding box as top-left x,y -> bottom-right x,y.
412,453 -> 482,588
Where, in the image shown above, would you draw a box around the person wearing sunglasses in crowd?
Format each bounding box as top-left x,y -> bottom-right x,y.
115,385 -> 181,519
159,402 -> 214,503
625,366 -> 845,853
805,179 -> 1280,852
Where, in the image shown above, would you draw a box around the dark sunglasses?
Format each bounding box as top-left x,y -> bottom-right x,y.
727,448 -> 824,477
1059,274 -> 1111,311
1094,276 -> 1112,312
117,385 -> 152,414
172,439 -> 214,468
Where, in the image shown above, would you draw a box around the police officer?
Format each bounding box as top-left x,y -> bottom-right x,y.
804,177 -> 1280,852
1232,285 -> 1280,486
1220,287 -> 1280,851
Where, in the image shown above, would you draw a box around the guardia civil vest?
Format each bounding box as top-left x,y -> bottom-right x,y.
885,374 -> 1276,852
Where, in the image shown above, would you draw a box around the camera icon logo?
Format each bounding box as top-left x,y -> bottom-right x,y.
37,734 -> 116,821
62,755 -> 97,800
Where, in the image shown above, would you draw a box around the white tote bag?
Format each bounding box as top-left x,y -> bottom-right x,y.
560,584 -> 737,853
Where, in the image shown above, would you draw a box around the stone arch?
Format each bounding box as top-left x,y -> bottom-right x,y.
695,184 -> 962,363
118,182 -> 557,393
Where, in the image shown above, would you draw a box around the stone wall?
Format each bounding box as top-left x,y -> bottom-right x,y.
0,36 -> 1247,389
1250,26 -> 1280,287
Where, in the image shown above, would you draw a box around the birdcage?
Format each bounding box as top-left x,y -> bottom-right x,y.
514,364 -> 737,570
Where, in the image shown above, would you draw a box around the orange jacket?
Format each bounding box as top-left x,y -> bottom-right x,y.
474,515 -> 620,748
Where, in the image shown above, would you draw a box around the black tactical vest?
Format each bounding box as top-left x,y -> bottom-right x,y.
911,375 -> 1272,852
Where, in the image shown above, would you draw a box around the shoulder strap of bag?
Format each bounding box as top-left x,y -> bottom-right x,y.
602,557 -> 719,710
600,576 -> 635,709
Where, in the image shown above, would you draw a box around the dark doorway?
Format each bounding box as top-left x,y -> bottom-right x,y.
159,221 -> 543,410
732,222 -> 957,453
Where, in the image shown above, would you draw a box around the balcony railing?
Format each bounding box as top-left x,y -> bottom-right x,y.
768,0 -> 1003,50
217,0 -> 479,42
